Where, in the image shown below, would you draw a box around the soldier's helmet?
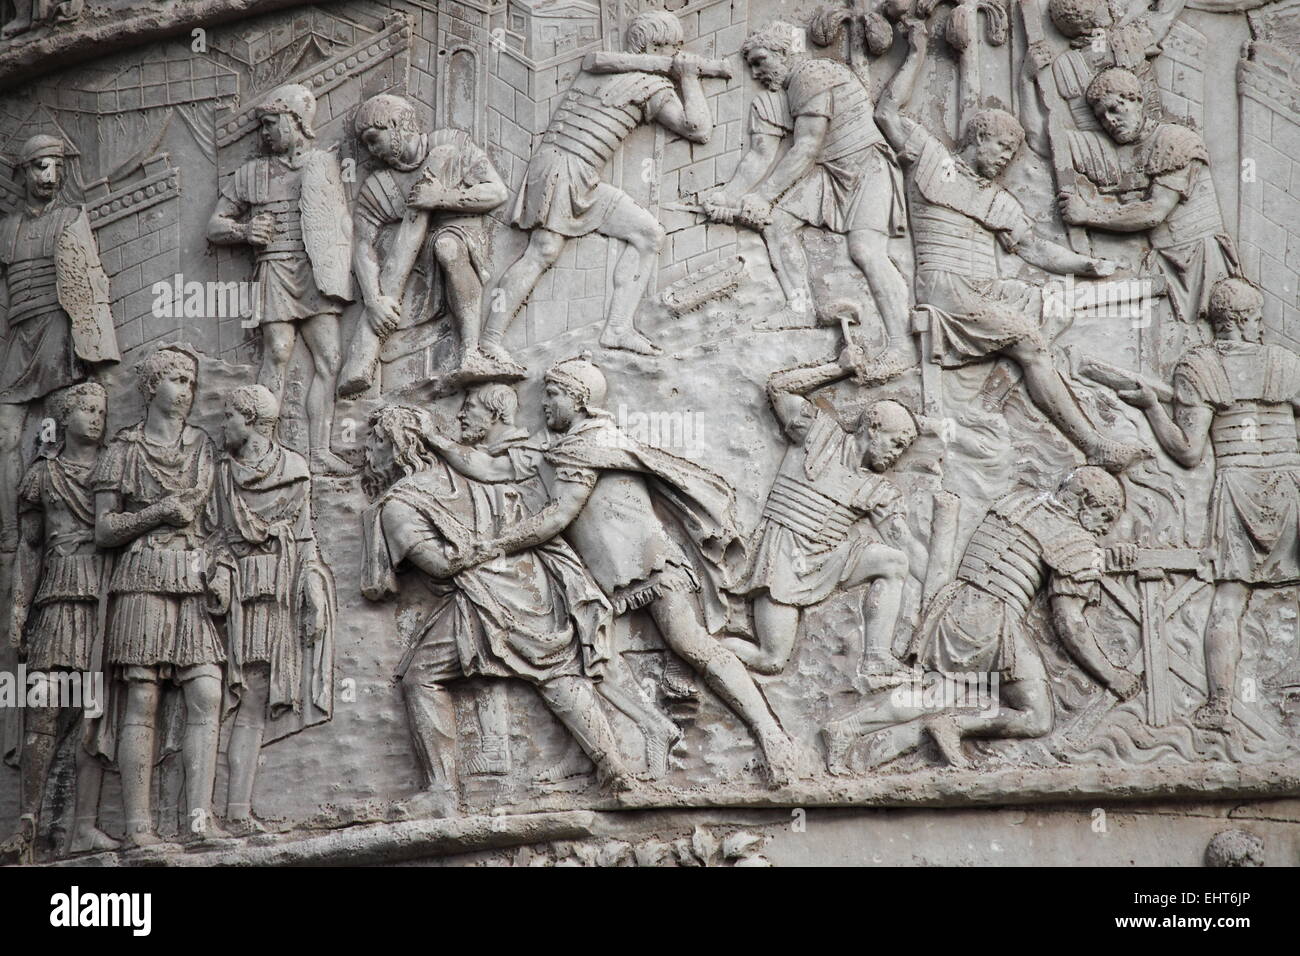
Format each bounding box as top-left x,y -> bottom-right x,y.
257,84 -> 318,139
545,352 -> 608,411
17,133 -> 66,167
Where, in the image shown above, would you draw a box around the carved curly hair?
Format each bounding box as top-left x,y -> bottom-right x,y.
47,381 -> 106,426
227,384 -> 279,434
362,404 -> 441,498
135,346 -> 197,402
1207,277 -> 1264,332
1085,67 -> 1143,109
960,108 -> 1025,153
741,21 -> 799,60
354,93 -> 419,138
625,10 -> 683,53
1047,0 -> 1111,39
469,383 -> 518,425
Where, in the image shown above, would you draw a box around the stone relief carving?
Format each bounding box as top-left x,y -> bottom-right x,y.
341,94 -> 509,398
206,84 -> 354,476
0,0 -> 1296,865
1,382 -> 115,863
484,10 -> 722,359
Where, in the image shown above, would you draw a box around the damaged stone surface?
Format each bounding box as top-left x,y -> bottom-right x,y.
1,0 -> 1299,866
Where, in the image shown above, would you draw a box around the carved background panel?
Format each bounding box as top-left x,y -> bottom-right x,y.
0,0 -> 1297,865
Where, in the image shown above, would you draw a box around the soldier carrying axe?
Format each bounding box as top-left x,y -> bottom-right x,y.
481,10 -> 726,362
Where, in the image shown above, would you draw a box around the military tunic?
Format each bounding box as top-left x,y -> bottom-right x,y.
1173,341 -> 1300,585
510,71 -> 675,237
735,407 -> 904,607
910,489 -> 1101,681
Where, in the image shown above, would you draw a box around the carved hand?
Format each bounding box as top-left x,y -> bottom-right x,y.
456,538 -> 503,573
836,339 -> 867,376
1027,39 -> 1053,72
159,495 -> 196,527
1058,190 -> 1094,226
1116,383 -> 1159,409
367,295 -> 402,336
1107,669 -> 1142,702
406,174 -> 449,211
1106,543 -> 1139,572
671,51 -> 701,82
701,190 -> 738,224
737,194 -> 773,230
244,213 -> 275,246
207,565 -> 232,616
1087,258 -> 1119,278
905,16 -> 928,48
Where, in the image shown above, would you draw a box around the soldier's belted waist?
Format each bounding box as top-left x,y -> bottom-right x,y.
34,553 -> 105,605
1212,404 -> 1299,464
763,474 -> 857,545
109,547 -> 208,594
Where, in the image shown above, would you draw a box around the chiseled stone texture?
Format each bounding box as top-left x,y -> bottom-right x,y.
1,0 -> 1299,866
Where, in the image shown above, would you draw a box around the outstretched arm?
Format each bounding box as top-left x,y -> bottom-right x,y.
1050,592 -> 1141,700
1018,234 -> 1116,276
876,18 -> 928,151
1115,389 -> 1210,467
706,129 -> 782,215
765,354 -> 854,437
487,478 -> 593,557
352,216 -> 384,309
423,432 -> 519,482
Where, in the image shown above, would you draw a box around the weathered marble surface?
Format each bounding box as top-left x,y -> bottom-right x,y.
0,0 -> 1298,865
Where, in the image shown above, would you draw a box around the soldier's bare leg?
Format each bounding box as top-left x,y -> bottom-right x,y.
68,727 -> 117,854
649,588 -> 800,786
538,659 -> 678,781
846,227 -> 912,355
464,681 -> 510,776
949,676 -> 1053,741
0,699 -> 57,860
1195,581 -> 1249,732
0,402 -> 27,552
724,595 -> 800,675
1006,336 -> 1142,471
180,668 -> 225,841
398,651 -> 460,815
760,208 -> 815,320
226,663 -> 270,832
592,661 -> 680,779
821,687 -> 926,775
119,673 -> 164,847
432,233 -> 491,378
597,195 -> 666,356
536,675 -> 633,792
258,321 -> 296,410
841,544 -> 911,683
300,313 -> 350,475
1,0 -> 34,37
480,229 -> 566,365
